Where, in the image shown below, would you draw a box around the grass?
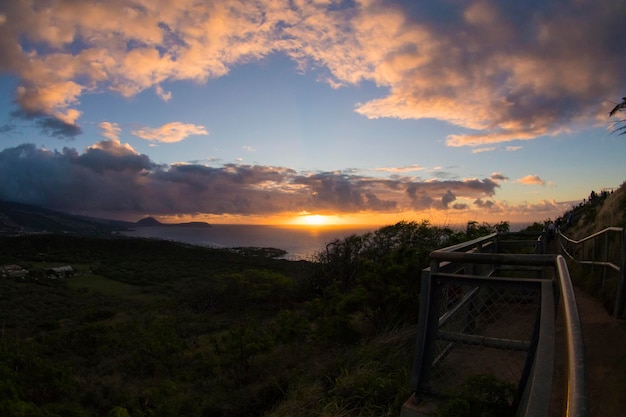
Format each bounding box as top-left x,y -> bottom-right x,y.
66,274 -> 141,296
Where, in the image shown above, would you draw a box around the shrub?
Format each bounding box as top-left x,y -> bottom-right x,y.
436,374 -> 516,417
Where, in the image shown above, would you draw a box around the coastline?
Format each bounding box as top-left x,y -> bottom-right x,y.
121,224 -> 379,261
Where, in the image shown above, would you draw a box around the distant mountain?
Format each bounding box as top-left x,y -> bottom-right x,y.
0,201 -> 210,237
135,217 -> 211,228
0,200 -> 133,237
136,217 -> 162,227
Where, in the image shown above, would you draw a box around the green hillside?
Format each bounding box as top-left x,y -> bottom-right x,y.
0,221 -> 499,417
553,182 -> 626,316
563,181 -> 626,238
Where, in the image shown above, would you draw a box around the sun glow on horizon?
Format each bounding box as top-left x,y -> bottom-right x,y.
153,210 -> 545,229
290,214 -> 338,227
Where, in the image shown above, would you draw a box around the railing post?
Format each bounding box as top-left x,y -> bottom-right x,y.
614,229 -> 626,318
411,261 -> 443,397
603,232 -> 608,291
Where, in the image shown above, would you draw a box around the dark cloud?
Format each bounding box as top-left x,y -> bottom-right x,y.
441,190 -> 456,208
36,117 -> 82,138
431,170 -> 457,180
0,143 -> 504,219
0,123 -> 15,134
365,192 -> 397,211
474,199 -> 495,209
11,110 -> 81,138
77,147 -> 154,173
294,172 -> 365,210
406,189 -> 435,210
406,178 -> 499,210
490,173 -> 509,182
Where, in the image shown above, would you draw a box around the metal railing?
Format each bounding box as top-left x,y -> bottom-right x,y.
557,227 -> 626,318
402,232 -> 588,417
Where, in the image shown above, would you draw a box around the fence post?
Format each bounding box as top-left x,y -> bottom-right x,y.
411,261 -> 443,397
613,229 -> 626,318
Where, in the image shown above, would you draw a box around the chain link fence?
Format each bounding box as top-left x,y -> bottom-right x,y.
424,275 -> 542,397
404,233 -> 587,417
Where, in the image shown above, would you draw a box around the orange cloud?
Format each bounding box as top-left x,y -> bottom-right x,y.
517,175 -> 545,186
132,122 -> 208,143
1,0 -> 623,144
99,122 -> 121,141
15,81 -> 83,125
87,139 -> 139,156
375,165 -> 424,173
471,147 -> 496,154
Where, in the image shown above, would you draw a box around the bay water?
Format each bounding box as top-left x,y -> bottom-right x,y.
122,224 -> 379,260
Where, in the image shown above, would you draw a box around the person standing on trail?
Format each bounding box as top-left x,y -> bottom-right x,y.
547,221 -> 556,241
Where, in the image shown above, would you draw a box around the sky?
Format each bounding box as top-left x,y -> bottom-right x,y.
0,0 -> 625,227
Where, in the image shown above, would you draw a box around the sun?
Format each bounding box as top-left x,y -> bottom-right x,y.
288,213 -> 339,227
301,214 -> 328,226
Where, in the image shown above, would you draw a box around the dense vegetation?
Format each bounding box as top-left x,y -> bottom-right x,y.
0,220 -> 510,417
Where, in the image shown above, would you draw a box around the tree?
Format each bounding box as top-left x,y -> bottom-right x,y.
310,221 -> 466,335
212,320 -> 273,385
609,97 -> 626,135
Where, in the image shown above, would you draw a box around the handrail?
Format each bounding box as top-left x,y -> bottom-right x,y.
405,233 -> 588,417
559,226 -> 623,245
431,232 -> 498,253
556,255 -> 589,417
558,227 -> 625,318
430,251 -> 555,266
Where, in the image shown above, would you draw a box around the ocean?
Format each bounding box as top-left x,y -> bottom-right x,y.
120,222 -> 533,261
121,224 -> 379,261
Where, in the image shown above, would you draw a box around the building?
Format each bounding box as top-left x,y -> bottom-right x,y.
1,264 -> 29,278
46,266 -> 74,278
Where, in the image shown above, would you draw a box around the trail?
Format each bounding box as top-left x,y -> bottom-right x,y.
573,286 -> 626,417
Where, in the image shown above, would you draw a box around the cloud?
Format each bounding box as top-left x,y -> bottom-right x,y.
78,140 -> 155,174
474,198 -> 496,210
512,199 -> 566,218
351,1 -> 626,146
490,173 -> 509,182
0,122 -> 14,134
472,147 -> 497,154
406,178 -> 499,210
441,190 -> 457,208
15,82 -> 83,125
132,122 -> 208,143
0,142 -> 507,219
10,109 -> 82,138
517,175 -> 545,186
375,164 -> 424,173
35,116 -> 82,138
155,85 -> 172,101
430,170 -> 457,180
0,0 -> 622,144
99,122 -> 121,141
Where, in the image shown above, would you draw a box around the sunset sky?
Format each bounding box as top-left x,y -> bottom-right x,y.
0,0 -> 625,227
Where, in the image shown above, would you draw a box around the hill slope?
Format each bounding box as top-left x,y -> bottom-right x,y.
0,200 -> 133,236
562,181 -> 626,238
0,201 -> 211,237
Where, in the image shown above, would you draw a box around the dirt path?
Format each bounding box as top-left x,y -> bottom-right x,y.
573,286 -> 626,417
